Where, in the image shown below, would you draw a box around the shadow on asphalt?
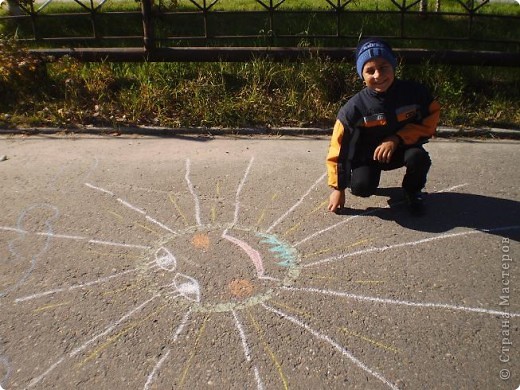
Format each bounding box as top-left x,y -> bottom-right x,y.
341,188 -> 520,241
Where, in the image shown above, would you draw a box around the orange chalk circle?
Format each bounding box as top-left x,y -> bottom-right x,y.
229,279 -> 255,299
192,233 -> 210,250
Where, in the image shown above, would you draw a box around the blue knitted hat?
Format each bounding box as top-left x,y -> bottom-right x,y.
355,39 -> 397,78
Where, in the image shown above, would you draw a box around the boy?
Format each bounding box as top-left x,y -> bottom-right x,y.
326,39 -> 441,215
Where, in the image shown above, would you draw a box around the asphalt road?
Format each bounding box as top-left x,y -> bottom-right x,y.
0,132 -> 519,389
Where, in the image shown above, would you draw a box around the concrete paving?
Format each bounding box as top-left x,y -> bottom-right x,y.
0,132 -> 519,389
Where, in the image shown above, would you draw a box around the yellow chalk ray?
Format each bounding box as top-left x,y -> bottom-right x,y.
77,303 -> 169,368
283,222 -> 302,237
256,210 -> 267,227
211,205 -> 217,224
302,238 -> 370,259
33,301 -> 72,313
108,211 -> 124,221
256,193 -> 279,228
269,300 -> 312,319
283,199 -> 329,237
247,309 -> 289,390
169,192 -> 189,227
309,199 -> 329,215
340,327 -> 400,354
270,300 -> 398,355
216,180 -> 221,198
136,222 -> 162,237
101,280 -> 147,297
178,315 -> 210,388
87,248 -> 142,259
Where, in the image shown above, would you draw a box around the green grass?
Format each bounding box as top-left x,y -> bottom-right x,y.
0,2 -> 519,131
1,41 -> 519,130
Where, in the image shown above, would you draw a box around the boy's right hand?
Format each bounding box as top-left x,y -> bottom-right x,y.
328,189 -> 345,213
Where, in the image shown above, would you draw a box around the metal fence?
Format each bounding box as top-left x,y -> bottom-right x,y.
1,0 -> 519,64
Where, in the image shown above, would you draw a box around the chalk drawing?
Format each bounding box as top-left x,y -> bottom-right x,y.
247,309 -> 289,389
85,182 -> 177,235
0,354 -> 11,390
144,309 -> 192,389
294,183 -> 469,247
302,225 -> 520,268
1,155 -> 518,389
155,247 -> 177,271
143,349 -> 171,390
185,159 -> 203,226
262,303 -> 400,389
0,225 -> 151,251
1,204 -> 58,297
258,233 -> 298,267
281,286 -> 520,318
222,232 -> 267,279
232,310 -> 264,390
166,273 -> 201,303
266,172 -> 326,233
27,295 -> 160,387
231,157 -> 254,229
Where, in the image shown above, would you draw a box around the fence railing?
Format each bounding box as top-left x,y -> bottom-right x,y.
1,0 -> 519,64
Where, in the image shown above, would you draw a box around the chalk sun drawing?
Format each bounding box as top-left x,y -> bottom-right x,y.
1,156 -> 519,389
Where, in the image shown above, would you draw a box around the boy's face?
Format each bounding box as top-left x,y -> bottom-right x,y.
362,57 -> 395,93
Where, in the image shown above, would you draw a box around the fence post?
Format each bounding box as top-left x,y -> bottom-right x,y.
141,0 -> 155,51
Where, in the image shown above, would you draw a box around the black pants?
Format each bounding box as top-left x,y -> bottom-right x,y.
350,146 -> 431,197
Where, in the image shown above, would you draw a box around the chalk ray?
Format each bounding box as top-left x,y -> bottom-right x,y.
266,172 -> 326,234
232,310 -> 265,390
172,308 -> 192,341
15,268 -> 141,303
1,204 -> 59,297
2,226 -> 151,250
0,226 -> 151,249
185,159 -> 203,226
261,303 -> 398,390
294,183 -> 469,247
0,355 -> 11,388
228,156 -> 255,232
303,225 -> 520,268
143,349 -> 171,390
28,295 -> 159,388
85,182 -> 178,235
281,286 -> 520,318
143,308 -> 193,389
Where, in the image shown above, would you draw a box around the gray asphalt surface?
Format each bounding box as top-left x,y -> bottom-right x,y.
0,132 -> 519,390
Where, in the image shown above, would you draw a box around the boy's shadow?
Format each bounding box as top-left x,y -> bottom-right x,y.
345,187 -> 520,241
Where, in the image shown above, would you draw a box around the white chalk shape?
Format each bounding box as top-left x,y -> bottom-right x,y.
173,273 -> 201,303
155,247 -> 177,271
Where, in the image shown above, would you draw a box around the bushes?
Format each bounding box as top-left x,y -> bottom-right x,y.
0,37 -> 519,130
0,37 -> 45,105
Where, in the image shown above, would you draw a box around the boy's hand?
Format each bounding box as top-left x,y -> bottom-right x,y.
328,189 -> 345,213
373,135 -> 399,163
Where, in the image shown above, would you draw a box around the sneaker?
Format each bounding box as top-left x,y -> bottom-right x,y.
404,191 -> 425,216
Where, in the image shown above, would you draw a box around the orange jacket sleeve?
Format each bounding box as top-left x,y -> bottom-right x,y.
396,100 -> 441,145
326,119 -> 345,189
